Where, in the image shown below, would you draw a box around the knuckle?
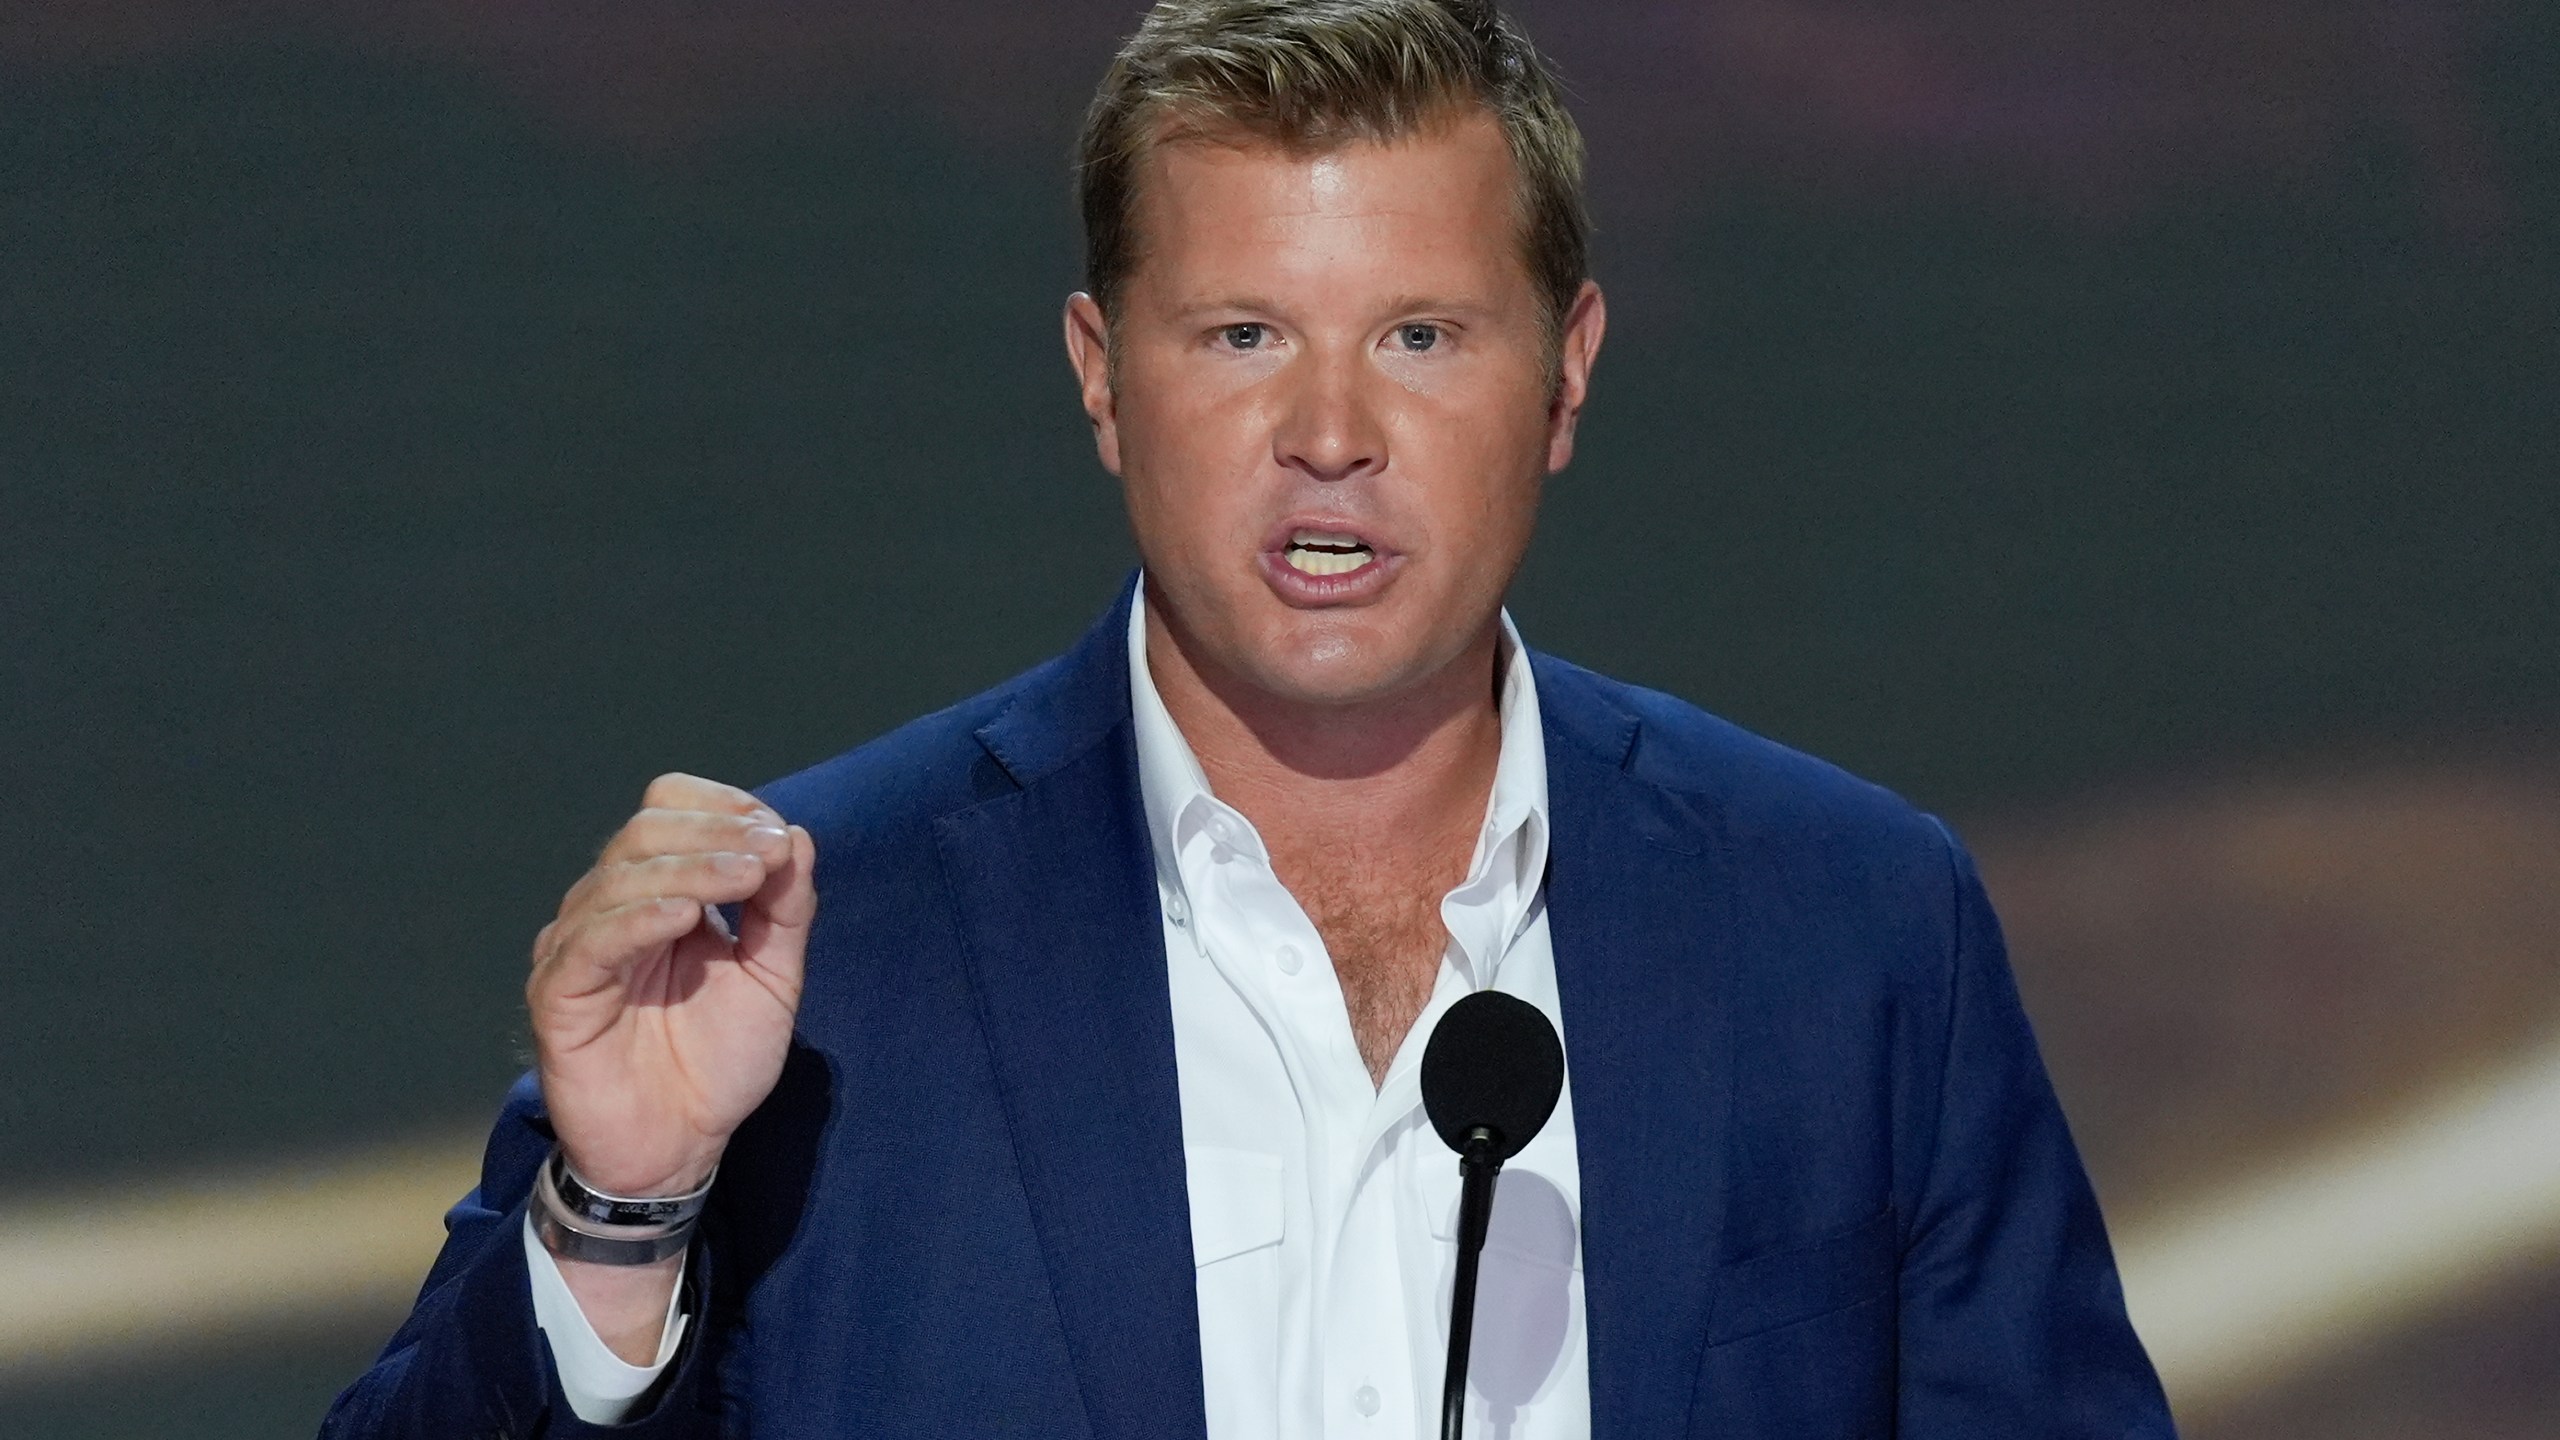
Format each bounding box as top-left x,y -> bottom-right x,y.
595,857 -> 662,901
602,897 -> 673,938
624,808 -> 700,854
601,852 -> 730,904
544,917 -> 591,964
599,813 -> 659,860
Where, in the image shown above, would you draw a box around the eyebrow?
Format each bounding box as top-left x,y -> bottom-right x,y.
1163,294 -> 1495,324
1375,294 -> 1496,320
1164,297 -> 1288,323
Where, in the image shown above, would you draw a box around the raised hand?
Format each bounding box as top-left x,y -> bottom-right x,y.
527,772 -> 817,1201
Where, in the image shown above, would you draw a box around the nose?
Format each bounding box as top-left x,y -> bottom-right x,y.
1271,344 -> 1387,484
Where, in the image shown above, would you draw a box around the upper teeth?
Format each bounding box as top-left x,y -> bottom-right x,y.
1285,530 -> 1371,576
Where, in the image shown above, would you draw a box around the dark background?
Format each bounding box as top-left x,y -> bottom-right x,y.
5,1 -> 2556,1434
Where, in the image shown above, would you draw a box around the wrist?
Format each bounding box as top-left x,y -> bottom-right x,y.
533,1148 -> 714,1266
557,1144 -> 724,1202
549,1249 -> 686,1368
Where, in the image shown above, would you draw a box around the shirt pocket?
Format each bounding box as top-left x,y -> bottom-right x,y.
1426,1166 -> 1583,1274
1704,1209 -> 1897,1347
1186,1147 -> 1285,1266
1187,1148 -> 1287,1440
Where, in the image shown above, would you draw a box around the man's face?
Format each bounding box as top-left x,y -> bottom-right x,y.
1066,108 -> 1604,710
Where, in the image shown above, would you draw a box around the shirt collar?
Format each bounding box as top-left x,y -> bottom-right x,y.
1127,578 -> 1551,954
1128,585 -> 1222,895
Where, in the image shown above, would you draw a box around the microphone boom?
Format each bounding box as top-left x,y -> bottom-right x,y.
1419,990 -> 1566,1440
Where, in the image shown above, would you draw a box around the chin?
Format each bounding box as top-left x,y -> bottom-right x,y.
1237,618 -> 1438,708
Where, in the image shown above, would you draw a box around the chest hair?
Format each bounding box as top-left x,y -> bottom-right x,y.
1277,844 -> 1471,1086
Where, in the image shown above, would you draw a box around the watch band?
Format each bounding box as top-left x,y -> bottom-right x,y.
547,1150 -> 716,1227
531,1148 -> 712,1266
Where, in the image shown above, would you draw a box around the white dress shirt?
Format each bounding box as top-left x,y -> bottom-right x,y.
533,591 -> 1591,1437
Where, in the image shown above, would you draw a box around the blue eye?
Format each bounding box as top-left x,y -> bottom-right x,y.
1222,323 -> 1268,350
1396,323 -> 1441,352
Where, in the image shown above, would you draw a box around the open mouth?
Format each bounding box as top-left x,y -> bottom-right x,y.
1280,529 -> 1375,577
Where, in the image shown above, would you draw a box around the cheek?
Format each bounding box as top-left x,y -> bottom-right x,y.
1397,403 -> 1546,544
1118,378 -> 1270,501
1119,346 -> 1272,441
1121,449 -> 1256,575
1395,348 -> 1550,446
1123,467 -> 1205,561
1466,471 -> 1544,570
1114,391 -> 1210,524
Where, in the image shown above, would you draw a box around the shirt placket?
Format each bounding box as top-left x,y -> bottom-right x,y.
1179,787 -> 1547,1440
1184,804 -> 1407,1436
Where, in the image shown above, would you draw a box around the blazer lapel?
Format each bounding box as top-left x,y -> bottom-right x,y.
933,583 -> 1208,1440
1535,655 -> 1739,1440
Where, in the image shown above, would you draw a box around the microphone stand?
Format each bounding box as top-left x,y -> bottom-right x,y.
1441,1125 -> 1502,1440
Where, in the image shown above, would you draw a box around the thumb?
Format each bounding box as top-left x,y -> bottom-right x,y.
736,823 -> 816,985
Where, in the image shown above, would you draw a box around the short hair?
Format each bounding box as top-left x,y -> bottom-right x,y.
1076,0 -> 1590,342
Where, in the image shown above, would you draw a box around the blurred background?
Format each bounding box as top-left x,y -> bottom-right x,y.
3,0 -> 2556,1434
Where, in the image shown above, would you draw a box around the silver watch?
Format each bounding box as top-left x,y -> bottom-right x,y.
530,1148 -> 713,1266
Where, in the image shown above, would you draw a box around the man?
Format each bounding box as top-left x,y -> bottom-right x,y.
325,1 -> 2175,1436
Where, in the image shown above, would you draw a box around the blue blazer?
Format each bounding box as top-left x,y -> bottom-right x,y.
324,584 -> 2175,1438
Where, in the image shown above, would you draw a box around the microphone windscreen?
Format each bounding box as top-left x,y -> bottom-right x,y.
1420,990 -> 1565,1163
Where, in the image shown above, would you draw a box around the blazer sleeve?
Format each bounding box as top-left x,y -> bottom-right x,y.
317,1073 -> 722,1439
1896,823 -> 2180,1437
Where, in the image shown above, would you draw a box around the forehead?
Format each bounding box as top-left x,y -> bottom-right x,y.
1125,109 -> 1527,301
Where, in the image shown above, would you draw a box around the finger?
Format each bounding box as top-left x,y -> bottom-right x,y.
576,850 -> 774,918
736,824 -> 816,981
534,894 -> 702,993
565,830 -> 783,917
638,772 -> 773,821
597,808 -> 792,868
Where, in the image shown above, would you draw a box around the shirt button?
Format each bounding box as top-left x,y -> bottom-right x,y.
1353,1385 -> 1381,1417
1275,944 -> 1303,976
1165,893 -> 1189,927
1208,814 -> 1238,844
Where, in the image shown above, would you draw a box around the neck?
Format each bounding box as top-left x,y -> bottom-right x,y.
1142,590 -> 1505,855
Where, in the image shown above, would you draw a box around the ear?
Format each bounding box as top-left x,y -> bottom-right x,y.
1544,280 -> 1607,474
1063,292 -> 1124,476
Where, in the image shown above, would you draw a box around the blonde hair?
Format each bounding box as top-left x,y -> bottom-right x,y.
1077,0 -> 1590,340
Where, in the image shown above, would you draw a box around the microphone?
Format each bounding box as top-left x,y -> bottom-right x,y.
1419,990 -> 1565,1440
